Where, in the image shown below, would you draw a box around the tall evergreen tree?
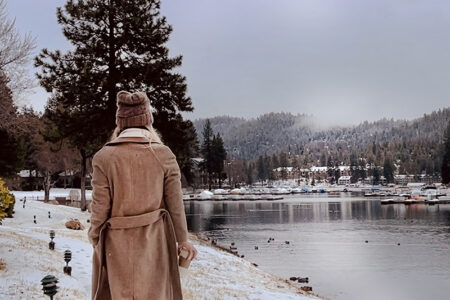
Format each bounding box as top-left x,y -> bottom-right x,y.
372,168 -> 381,185
264,155 -> 275,182
35,0 -> 196,210
320,153 -> 327,166
442,120 -> 450,184
383,157 -> 394,184
0,72 -> 23,177
334,168 -> 341,184
359,160 -> 367,181
245,162 -> 253,185
279,151 -> 288,180
257,155 -> 266,182
212,133 -> 227,187
201,119 -> 214,189
350,152 -> 358,183
272,153 -> 279,169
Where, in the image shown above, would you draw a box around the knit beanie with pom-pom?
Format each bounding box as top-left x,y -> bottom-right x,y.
116,91 -> 153,130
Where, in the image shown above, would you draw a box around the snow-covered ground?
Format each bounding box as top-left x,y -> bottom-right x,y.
11,188 -> 93,201
0,199 -> 320,300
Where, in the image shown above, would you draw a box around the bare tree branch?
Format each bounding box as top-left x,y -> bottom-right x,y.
0,0 -> 36,101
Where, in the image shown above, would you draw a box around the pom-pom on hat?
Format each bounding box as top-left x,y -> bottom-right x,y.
116,91 -> 153,130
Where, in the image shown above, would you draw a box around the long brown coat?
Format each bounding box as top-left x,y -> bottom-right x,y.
88,135 -> 188,300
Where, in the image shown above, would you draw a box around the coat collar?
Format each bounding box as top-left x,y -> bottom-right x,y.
106,136 -> 151,146
106,127 -> 162,146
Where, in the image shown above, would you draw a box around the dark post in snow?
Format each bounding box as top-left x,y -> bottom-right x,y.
49,230 -> 55,250
41,275 -> 58,300
63,250 -> 72,276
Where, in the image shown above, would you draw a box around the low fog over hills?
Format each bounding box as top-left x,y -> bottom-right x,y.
194,108 -> 450,174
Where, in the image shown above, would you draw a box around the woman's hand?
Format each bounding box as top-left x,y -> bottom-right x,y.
178,241 -> 198,260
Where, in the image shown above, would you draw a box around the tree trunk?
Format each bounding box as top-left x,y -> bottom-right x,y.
208,173 -> 212,190
64,169 -> 67,189
80,150 -> 88,211
44,170 -> 51,203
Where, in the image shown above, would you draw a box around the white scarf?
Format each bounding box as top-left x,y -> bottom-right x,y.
119,128 -> 152,139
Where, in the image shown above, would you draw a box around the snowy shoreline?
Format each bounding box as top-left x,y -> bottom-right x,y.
0,200 -> 321,299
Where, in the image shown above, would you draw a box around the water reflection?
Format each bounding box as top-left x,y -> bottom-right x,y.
184,196 -> 450,300
186,197 -> 450,232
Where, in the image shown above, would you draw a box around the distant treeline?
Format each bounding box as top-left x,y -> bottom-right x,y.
194,108 -> 450,177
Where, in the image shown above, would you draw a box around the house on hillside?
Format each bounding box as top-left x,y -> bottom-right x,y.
17,170 -> 44,190
363,175 -> 387,185
190,157 -> 205,188
337,166 -> 351,176
338,175 -> 351,185
56,170 -> 76,188
310,166 -> 328,173
395,174 -> 415,185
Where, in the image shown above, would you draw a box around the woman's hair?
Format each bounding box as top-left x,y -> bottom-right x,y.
109,125 -> 163,144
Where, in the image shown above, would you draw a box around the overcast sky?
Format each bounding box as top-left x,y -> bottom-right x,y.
6,0 -> 450,125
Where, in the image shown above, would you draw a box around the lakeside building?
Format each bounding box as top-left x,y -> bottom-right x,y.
273,167 -> 294,178
9,170 -> 45,191
310,166 -> 328,173
394,174 -> 415,185
363,176 -> 387,185
394,174 -> 441,186
337,166 -> 351,176
190,157 -> 206,188
11,168 -> 92,191
338,175 -> 351,185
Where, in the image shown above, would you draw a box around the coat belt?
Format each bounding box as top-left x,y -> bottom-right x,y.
93,208 -> 182,300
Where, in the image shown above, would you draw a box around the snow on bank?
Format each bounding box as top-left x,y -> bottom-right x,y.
11,188 -> 93,201
0,200 -> 319,300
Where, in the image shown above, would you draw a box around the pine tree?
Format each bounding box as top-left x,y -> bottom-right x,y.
279,152 -> 288,180
35,0 -> 197,210
211,133 -> 227,187
201,120 -> 214,189
350,152 -> 358,183
257,155 -> 266,183
320,153 -> 327,166
272,153 -> 279,169
372,168 -> 380,185
334,167 -> 341,184
245,162 -> 253,185
442,120 -> 450,184
383,157 -> 394,183
359,160 -> 367,181
0,128 -> 23,177
0,73 -> 23,177
264,155 -> 275,182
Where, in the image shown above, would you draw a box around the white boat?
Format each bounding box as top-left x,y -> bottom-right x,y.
271,188 -> 290,195
381,198 -> 395,204
291,187 -> 303,194
198,190 -> 214,200
213,189 -> 228,195
425,198 -> 440,205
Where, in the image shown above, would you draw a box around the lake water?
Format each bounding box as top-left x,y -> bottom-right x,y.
184,194 -> 450,300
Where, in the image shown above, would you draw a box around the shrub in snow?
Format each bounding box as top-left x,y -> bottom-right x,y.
0,178 -> 15,224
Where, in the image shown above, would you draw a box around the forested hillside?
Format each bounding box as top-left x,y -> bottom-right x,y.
194,108 -> 450,175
